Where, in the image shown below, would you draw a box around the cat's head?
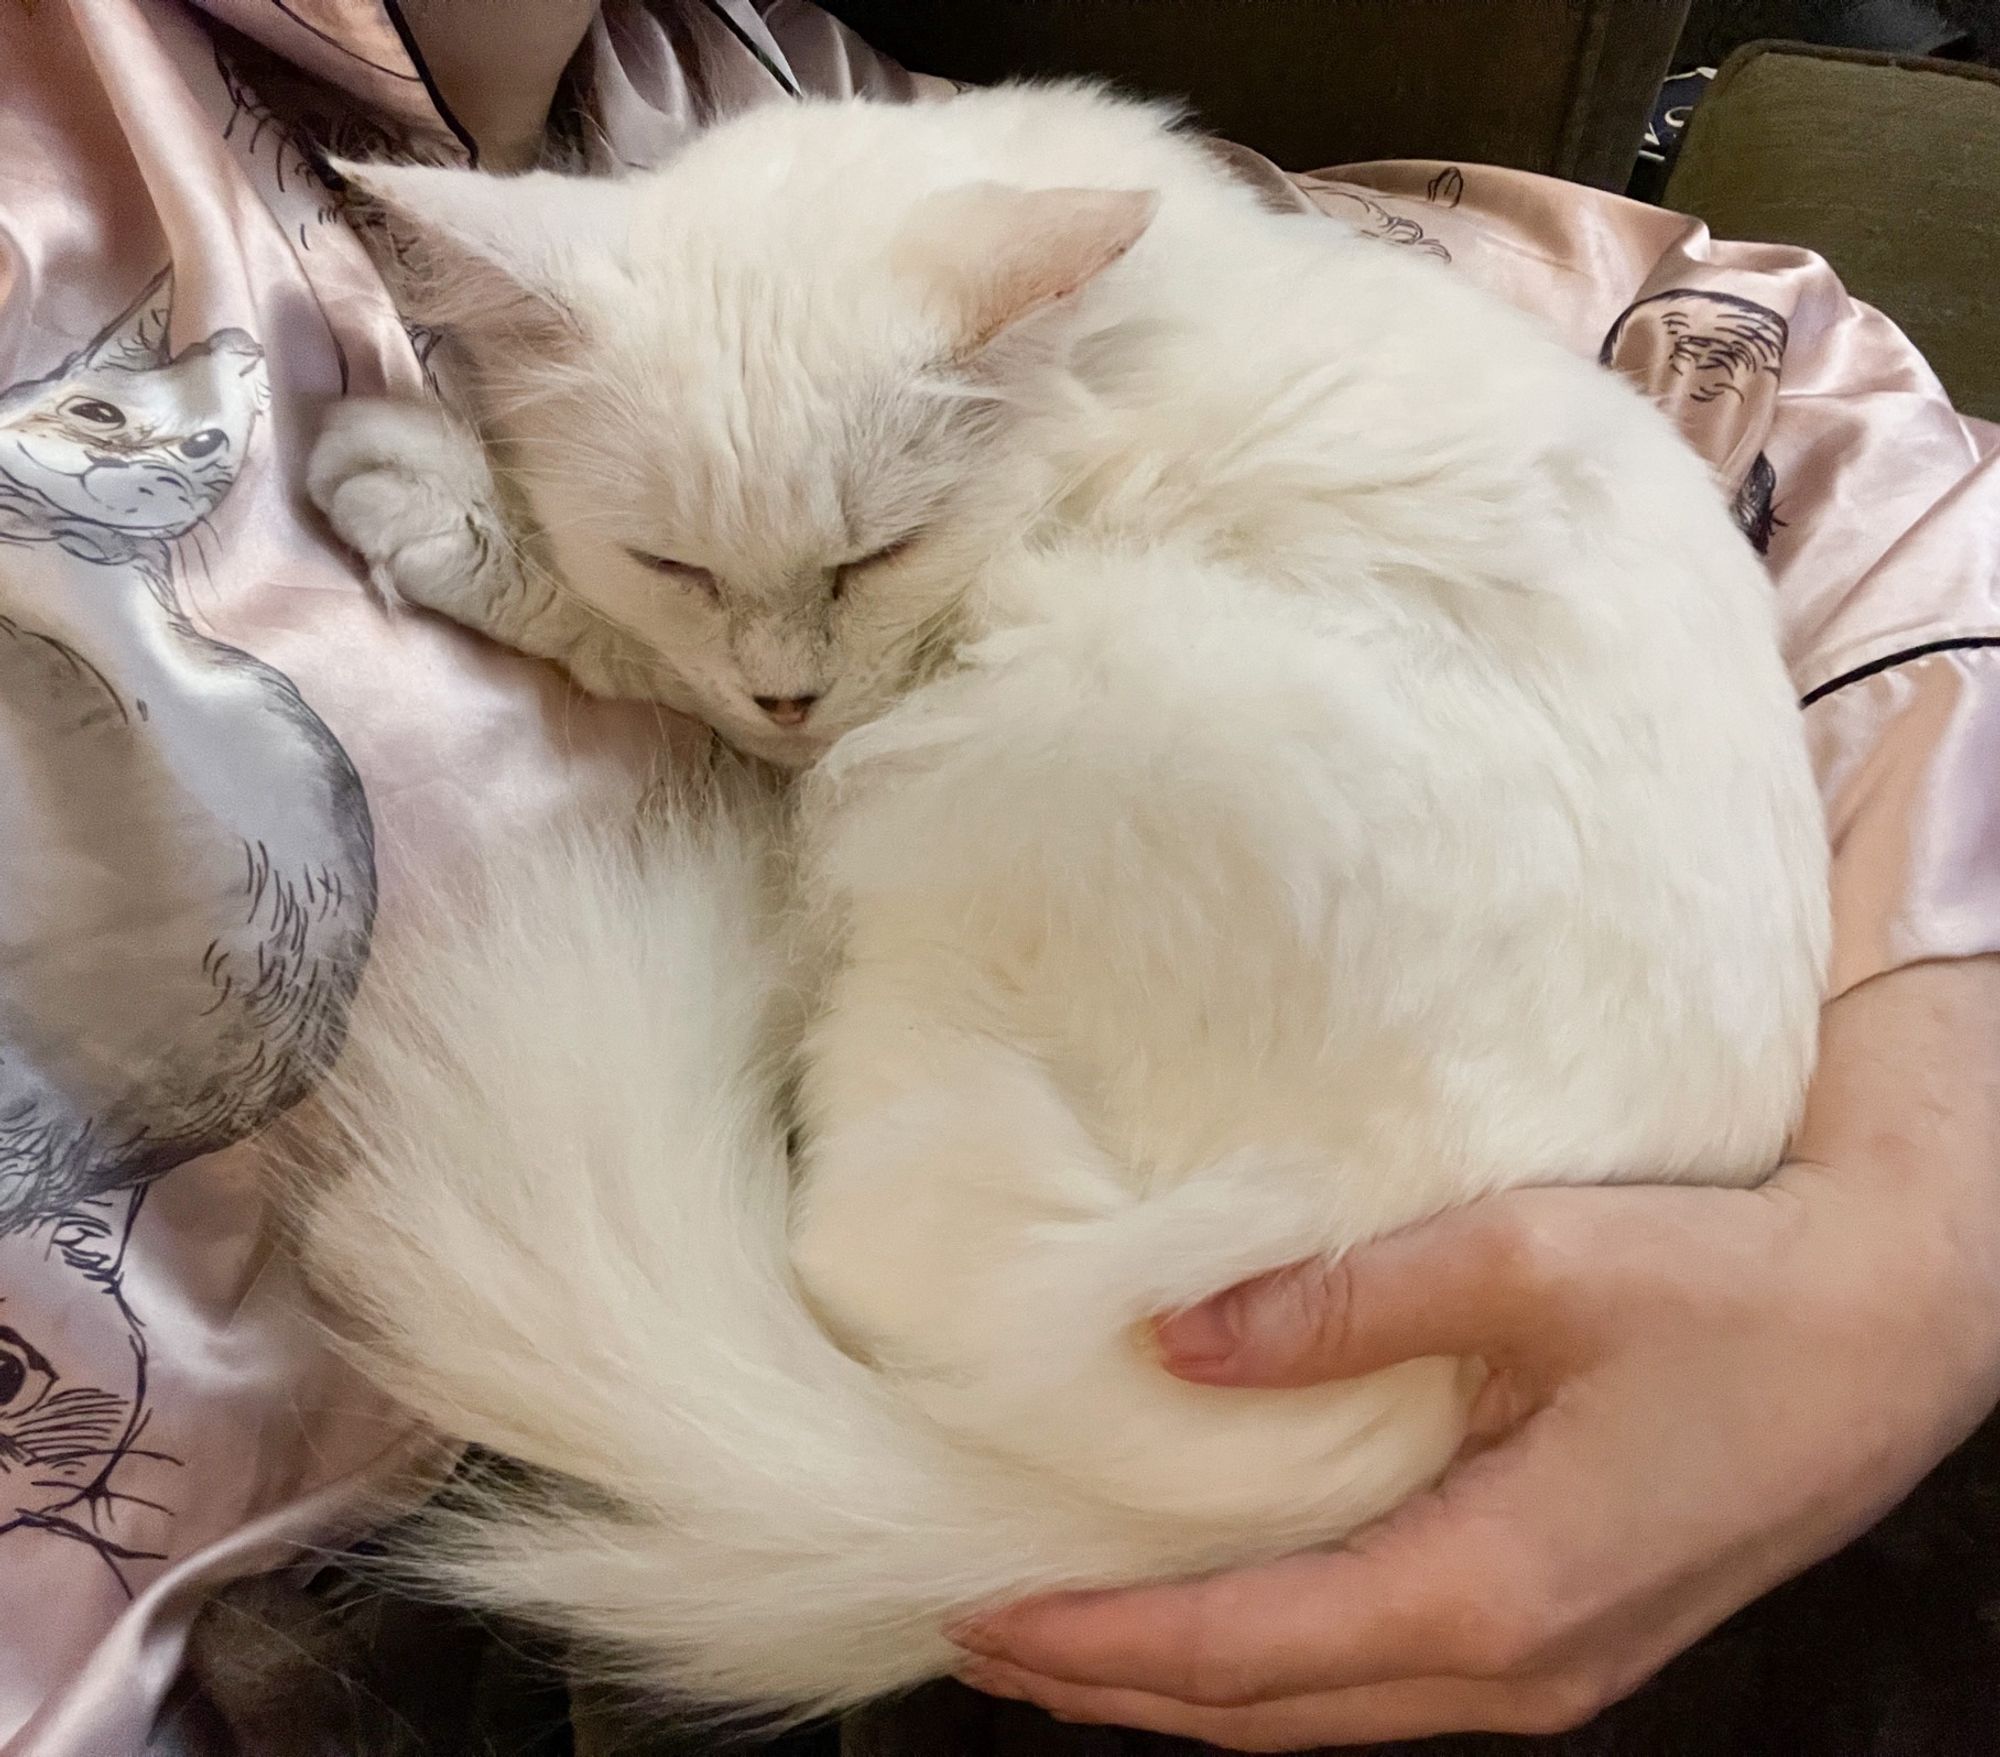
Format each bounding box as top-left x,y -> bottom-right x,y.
0,275 -> 267,558
339,100 -> 1158,764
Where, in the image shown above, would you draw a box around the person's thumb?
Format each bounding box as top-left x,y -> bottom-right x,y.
1154,1203 -> 1546,1388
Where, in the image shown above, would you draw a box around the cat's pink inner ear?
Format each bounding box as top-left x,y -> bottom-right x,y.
903,183 -> 1159,355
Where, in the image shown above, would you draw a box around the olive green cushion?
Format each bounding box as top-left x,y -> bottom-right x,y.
1666,41 -> 2000,421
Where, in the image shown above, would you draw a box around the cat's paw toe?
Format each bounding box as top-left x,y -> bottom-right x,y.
321,472 -> 490,612
307,400 -> 492,614
306,397 -> 460,511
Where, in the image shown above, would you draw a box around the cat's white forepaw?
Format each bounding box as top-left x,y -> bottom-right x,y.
307,398 -> 499,619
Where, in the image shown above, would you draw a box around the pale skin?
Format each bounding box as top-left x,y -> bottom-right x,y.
950,956 -> 2000,1748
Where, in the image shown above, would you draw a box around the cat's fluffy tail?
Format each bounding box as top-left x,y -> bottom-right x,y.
295,785 -> 1137,1715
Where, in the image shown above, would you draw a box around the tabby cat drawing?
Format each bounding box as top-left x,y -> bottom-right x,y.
299,85 -> 1829,1715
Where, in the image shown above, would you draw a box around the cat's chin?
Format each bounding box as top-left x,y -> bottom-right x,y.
717,723 -> 833,772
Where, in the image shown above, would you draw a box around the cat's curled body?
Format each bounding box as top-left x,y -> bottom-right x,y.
302,86 -> 1829,1713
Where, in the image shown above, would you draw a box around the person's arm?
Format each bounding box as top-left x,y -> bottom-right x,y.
948,956 -> 2000,1749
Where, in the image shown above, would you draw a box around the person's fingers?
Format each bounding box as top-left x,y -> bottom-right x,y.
1156,1195 -> 1584,1387
953,1656 -> 1613,1750
954,1432 -> 1580,1702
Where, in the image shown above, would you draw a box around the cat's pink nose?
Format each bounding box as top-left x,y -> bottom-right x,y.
754,693 -> 819,727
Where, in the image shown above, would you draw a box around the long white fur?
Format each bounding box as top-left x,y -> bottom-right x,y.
302,85 -> 1831,1714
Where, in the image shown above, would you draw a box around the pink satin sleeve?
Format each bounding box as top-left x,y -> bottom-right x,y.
1808,644 -> 2000,989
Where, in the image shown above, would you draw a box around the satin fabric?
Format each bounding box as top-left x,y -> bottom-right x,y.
0,6 -> 1991,1751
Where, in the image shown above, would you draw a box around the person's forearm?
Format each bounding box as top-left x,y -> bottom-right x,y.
1791,957 -> 2000,1181
1780,955 -> 2000,1417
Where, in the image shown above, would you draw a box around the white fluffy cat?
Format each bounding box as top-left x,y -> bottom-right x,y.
301,85 -> 1829,1714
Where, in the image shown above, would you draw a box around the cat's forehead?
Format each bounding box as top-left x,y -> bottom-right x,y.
577,272 -> 926,455
572,342 -> 946,535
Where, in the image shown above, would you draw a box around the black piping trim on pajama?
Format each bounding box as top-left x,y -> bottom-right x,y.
379,0 -> 481,164
1799,637 -> 2000,708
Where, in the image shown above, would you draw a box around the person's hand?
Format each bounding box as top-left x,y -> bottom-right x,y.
948,959 -> 2000,1749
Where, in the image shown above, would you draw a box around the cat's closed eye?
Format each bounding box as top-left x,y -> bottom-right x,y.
832,531 -> 922,601
626,549 -> 720,599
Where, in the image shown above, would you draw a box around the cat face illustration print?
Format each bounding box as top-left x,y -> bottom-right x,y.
0,270 -> 268,565
1599,287 -> 1788,555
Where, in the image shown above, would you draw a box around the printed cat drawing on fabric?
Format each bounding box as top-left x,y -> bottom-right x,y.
0,268 -> 377,1228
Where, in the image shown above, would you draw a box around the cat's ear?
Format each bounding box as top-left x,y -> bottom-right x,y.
83,268 -> 174,372
329,160 -> 626,354
897,183 -> 1158,357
